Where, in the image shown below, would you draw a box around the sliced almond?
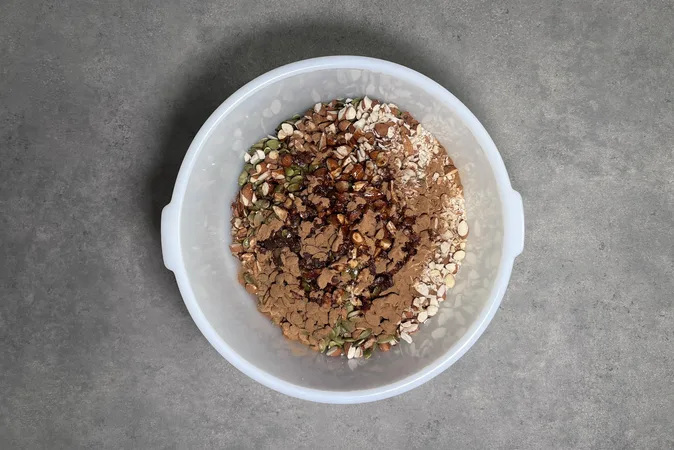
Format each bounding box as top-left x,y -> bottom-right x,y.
453,250 -> 466,261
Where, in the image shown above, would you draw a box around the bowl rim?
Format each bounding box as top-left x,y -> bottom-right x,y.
161,56 -> 524,404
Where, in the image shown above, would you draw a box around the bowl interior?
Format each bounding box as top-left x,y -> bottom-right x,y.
178,65 -> 504,392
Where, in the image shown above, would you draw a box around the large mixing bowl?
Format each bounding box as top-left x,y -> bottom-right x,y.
161,56 -> 524,403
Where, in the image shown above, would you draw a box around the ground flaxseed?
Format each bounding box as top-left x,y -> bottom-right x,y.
229,97 -> 467,359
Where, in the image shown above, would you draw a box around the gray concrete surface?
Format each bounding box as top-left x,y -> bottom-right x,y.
1,0 -> 673,448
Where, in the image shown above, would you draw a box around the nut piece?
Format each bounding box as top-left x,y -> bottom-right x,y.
240,184 -> 254,207
335,145 -> 351,159
351,231 -> 364,245
379,238 -> 392,250
352,181 -> 367,192
444,273 -> 455,289
414,282 -> 429,296
453,250 -> 466,261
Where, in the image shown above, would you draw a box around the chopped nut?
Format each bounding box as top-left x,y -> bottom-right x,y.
272,205 -> 288,222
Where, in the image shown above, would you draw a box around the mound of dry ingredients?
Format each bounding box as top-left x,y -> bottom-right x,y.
229,97 -> 468,359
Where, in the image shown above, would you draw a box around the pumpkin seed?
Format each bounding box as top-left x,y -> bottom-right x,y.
289,175 -> 303,185
242,237 -> 250,248
341,319 -> 355,333
347,310 -> 361,319
238,171 -> 248,186
363,347 -> 374,359
358,329 -> 371,340
284,167 -> 295,178
267,139 -> 280,150
376,335 -> 396,344
243,272 -> 256,285
287,183 -> 301,192
254,199 -> 271,210
318,339 -> 328,352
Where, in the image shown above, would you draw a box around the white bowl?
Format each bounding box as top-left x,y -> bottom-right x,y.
161,56 -> 524,403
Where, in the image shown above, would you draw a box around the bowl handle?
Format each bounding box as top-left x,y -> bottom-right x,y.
161,202 -> 180,271
506,190 -> 525,257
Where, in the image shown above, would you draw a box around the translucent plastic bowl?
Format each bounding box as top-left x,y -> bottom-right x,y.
161,56 -> 524,403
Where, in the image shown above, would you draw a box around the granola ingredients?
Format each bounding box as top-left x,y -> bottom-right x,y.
229,97 -> 467,358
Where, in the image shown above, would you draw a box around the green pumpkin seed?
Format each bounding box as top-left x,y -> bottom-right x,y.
284,167 -> 295,178
345,302 -> 354,313
289,175 -> 303,184
255,199 -> 270,209
341,319 -> 355,333
347,310 -> 361,319
238,171 -> 249,186
358,329 -> 372,340
287,183 -> 301,192
318,339 -> 328,352
243,272 -> 256,285
266,139 -> 281,150
363,348 -> 373,359
376,335 -> 396,344
242,238 -> 250,248
243,163 -> 254,173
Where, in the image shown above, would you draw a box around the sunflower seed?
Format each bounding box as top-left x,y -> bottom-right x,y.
457,220 -> 469,238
